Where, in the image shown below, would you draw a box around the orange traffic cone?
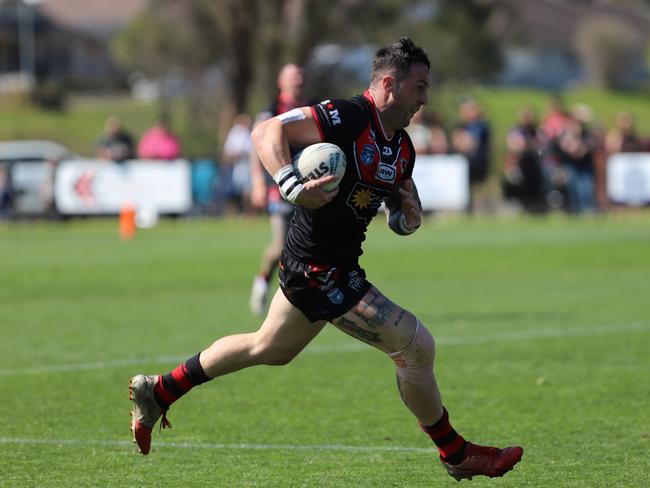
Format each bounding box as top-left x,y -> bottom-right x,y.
119,202 -> 136,241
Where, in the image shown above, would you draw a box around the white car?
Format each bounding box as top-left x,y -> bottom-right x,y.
0,140 -> 76,216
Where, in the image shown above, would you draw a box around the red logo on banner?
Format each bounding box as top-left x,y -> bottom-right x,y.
74,169 -> 96,206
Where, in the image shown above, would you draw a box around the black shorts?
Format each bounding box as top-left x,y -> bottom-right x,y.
279,253 -> 372,323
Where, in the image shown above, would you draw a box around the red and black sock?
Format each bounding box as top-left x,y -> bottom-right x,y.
153,353 -> 211,410
421,408 -> 467,465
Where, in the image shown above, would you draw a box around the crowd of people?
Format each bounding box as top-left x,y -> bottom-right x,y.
502,97 -> 650,214
218,78 -> 650,220
95,115 -> 182,162
2,70 -> 648,222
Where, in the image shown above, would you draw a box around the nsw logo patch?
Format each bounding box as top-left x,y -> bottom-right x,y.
327,287 -> 344,304
375,162 -> 396,183
360,144 -> 375,165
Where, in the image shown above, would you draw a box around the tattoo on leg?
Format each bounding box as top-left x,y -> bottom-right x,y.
355,292 -> 402,329
334,316 -> 382,344
393,308 -> 407,328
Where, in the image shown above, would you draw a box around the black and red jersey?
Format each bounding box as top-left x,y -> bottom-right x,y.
284,91 -> 416,265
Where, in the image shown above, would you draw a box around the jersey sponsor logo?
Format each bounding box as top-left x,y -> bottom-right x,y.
360,144 -> 375,165
382,146 -> 393,156
329,109 -> 341,126
327,287 -> 344,304
375,162 -> 396,183
347,271 -> 365,292
399,158 -> 409,173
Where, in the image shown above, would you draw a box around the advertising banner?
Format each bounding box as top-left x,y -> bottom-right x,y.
411,154 -> 469,211
607,153 -> 650,206
54,159 -> 192,215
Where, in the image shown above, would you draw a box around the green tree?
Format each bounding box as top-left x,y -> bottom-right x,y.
398,0 -> 503,83
112,0 -> 502,145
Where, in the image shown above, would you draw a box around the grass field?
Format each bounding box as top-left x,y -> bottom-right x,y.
1,214 -> 649,487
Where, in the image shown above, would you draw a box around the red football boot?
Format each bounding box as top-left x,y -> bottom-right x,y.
129,374 -> 171,455
441,442 -> 523,481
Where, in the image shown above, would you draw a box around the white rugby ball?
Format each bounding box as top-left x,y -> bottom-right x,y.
292,143 -> 346,191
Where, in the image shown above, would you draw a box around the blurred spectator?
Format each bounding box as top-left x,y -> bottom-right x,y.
451,97 -> 491,213
218,113 -> 253,215
502,107 -> 546,213
551,105 -> 599,214
540,95 -> 571,141
429,111 -> 450,155
406,108 -> 449,156
137,117 -> 182,160
0,163 -> 11,217
40,156 -> 60,219
605,111 -> 642,154
406,107 -> 434,155
96,115 -> 135,162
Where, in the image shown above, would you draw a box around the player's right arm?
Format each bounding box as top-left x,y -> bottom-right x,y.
252,107 -> 337,209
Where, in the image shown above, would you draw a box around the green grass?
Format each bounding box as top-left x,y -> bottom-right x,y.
1,214 -> 649,487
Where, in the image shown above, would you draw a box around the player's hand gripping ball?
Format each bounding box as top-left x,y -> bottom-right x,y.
292,143 -> 346,191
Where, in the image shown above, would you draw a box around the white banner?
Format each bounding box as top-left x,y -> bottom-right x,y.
607,153 -> 650,206
411,154 -> 469,211
54,159 -> 192,215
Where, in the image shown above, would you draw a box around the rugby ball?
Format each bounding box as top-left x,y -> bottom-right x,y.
292,143 -> 346,191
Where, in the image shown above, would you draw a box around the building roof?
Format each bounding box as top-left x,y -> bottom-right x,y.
38,0 -> 147,35
492,0 -> 650,50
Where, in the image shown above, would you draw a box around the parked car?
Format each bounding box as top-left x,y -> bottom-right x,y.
0,140 -> 75,217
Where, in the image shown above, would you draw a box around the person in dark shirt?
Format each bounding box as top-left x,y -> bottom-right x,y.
128,38 -> 523,482
95,115 -> 135,162
451,98 -> 491,212
502,107 -> 546,213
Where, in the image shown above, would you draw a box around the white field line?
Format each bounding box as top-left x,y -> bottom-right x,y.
0,437 -> 432,454
0,321 -> 647,378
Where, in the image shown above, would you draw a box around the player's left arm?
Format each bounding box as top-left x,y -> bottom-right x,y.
385,178 -> 422,236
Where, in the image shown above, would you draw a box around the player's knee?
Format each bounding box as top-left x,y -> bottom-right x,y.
251,335 -> 298,366
262,352 -> 296,366
388,321 -> 436,385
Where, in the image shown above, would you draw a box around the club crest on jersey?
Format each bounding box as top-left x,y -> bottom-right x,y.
346,182 -> 390,223
375,162 -> 396,183
327,287 -> 344,304
360,144 -> 375,165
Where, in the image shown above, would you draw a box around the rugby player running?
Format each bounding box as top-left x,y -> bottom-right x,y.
129,38 -> 523,481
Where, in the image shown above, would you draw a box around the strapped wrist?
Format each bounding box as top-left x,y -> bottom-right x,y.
273,165 -> 304,203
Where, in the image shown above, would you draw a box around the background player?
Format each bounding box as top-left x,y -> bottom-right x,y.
249,63 -> 314,315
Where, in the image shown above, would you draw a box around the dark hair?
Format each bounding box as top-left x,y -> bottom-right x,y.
371,37 -> 430,85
